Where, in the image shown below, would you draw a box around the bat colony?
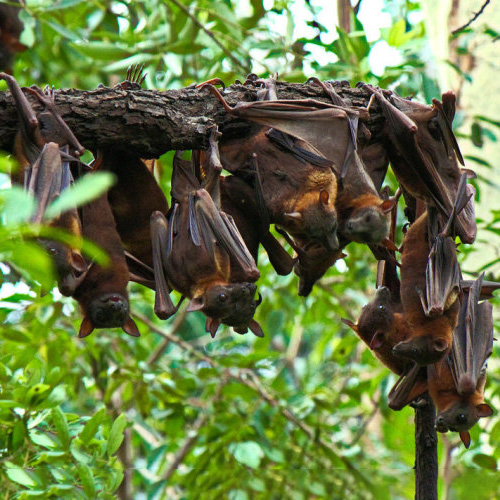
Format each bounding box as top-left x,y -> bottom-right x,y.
1,67 -> 497,448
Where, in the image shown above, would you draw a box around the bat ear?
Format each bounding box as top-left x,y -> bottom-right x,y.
205,317 -> 221,338
341,318 -> 358,332
319,189 -> 330,205
459,431 -> 471,449
476,403 -> 494,418
187,297 -> 205,312
380,199 -> 396,213
71,252 -> 88,274
122,317 -> 140,337
370,332 -> 384,350
248,319 -> 264,338
78,317 -> 95,338
433,338 -> 449,352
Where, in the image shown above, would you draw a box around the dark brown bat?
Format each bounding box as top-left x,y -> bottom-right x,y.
151,149 -> 263,338
0,2 -> 27,75
364,85 -> 476,244
1,73 -> 88,295
428,274 -> 494,448
73,189 -> 139,338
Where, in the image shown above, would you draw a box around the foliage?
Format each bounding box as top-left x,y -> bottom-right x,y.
0,1 -> 499,499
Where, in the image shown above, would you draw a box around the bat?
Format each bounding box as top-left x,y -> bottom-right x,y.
364,85 -> 476,244
1,73 -> 88,295
428,274 -> 494,448
306,78 -> 396,248
73,189 -> 139,338
392,174 -> 472,365
150,142 -> 263,338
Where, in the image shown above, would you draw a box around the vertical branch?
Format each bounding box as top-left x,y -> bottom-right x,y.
414,394 -> 438,500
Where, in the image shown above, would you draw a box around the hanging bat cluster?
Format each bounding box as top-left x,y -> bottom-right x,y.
2,69 -> 496,446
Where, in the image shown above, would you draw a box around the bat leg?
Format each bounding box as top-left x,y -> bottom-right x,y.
196,78 -> 225,90
150,211 -> 177,320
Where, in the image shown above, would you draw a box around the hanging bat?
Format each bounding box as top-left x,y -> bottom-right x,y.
428,274 -> 494,448
73,189 -> 139,338
1,73 -> 88,295
151,146 -> 263,338
306,78 -> 396,247
364,85 -> 476,244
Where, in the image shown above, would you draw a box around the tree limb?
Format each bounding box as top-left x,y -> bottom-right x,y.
0,81 -> 384,158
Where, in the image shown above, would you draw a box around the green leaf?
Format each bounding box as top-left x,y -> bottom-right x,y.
52,407 -> 70,449
70,41 -> 130,60
0,187 -> 36,223
106,413 -> 128,456
78,463 -> 96,497
44,172 -> 116,220
229,441 -> 264,469
80,408 -> 107,444
4,462 -> 37,487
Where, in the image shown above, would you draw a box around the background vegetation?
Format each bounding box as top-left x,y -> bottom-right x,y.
0,0 -> 499,498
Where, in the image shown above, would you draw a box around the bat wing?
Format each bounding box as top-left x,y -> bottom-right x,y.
125,251 -> 156,290
450,274 -> 494,396
388,363 -> 428,411
150,210 -> 177,319
366,86 -> 451,217
192,189 -> 260,281
171,152 -> 201,202
461,278 -> 500,300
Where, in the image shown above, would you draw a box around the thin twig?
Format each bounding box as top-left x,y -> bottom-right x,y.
146,306 -> 189,366
166,0 -> 251,73
132,311 -> 358,472
452,0 -> 490,35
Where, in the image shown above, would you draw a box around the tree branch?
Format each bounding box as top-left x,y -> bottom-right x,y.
0,81 -> 383,158
451,0 -> 490,35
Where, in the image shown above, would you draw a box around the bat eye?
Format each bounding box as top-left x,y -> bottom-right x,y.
377,304 -> 386,312
457,413 -> 467,424
365,214 -> 372,223
218,293 -> 227,303
411,347 -> 419,356
48,246 -> 57,255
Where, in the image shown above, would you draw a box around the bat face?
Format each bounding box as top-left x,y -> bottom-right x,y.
435,402 -> 493,433
357,286 -> 394,345
191,282 -> 260,332
343,206 -> 391,245
392,335 -> 449,365
86,292 -> 130,328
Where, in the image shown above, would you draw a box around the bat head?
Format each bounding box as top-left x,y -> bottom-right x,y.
435,402 -> 494,439
86,292 -> 130,328
392,335 -> 449,365
286,190 -> 339,252
41,239 -> 88,296
344,205 -> 390,245
188,283 -> 263,337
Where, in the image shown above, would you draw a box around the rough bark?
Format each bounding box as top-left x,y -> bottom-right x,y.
0,81 -> 385,158
414,394 -> 438,500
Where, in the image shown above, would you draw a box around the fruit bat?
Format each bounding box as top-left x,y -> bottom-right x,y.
428,274 -> 494,448
1,73 -> 88,295
306,78 -> 395,247
73,189 -> 139,338
150,147 -> 263,338
364,84 -> 476,244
